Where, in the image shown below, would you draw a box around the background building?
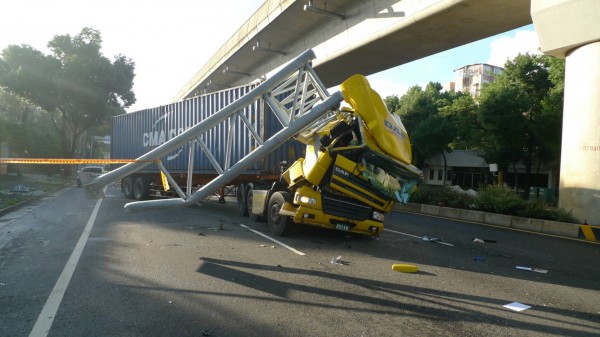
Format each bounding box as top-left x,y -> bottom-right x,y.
453,63 -> 504,96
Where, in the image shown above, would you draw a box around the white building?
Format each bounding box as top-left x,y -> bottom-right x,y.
453,63 -> 504,96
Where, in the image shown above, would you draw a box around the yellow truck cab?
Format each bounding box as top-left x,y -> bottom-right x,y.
250,74 -> 423,236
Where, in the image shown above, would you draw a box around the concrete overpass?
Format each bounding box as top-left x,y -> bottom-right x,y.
173,0 -> 531,100
172,0 -> 600,225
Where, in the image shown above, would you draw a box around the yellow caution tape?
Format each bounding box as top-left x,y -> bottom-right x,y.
0,158 -> 158,165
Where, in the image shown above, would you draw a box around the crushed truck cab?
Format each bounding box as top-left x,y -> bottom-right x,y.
249,74 -> 423,236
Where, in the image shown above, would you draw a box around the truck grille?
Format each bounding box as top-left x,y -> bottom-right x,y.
321,191 -> 372,221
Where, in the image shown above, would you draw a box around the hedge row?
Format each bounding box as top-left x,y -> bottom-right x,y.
409,184 -> 573,223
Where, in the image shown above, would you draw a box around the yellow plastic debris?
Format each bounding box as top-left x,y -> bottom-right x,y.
392,264 -> 418,273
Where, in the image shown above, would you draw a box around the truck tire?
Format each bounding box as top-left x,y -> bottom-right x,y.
267,191 -> 294,236
246,184 -> 264,221
134,176 -> 150,201
237,183 -> 248,216
122,177 -> 135,199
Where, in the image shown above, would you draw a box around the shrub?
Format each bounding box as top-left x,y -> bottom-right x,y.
474,185 -> 525,215
411,185 -> 475,209
410,184 -> 574,222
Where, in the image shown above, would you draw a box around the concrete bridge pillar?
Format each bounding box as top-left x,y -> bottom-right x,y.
532,0 -> 600,224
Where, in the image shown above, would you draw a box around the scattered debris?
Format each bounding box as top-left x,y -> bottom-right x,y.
331,256 -> 350,265
472,237 -> 496,243
271,245 -> 276,249
11,185 -> 32,193
503,302 -> 531,312
473,255 -> 486,261
260,244 -> 266,247
392,264 -> 418,273
422,235 -> 442,243
201,329 -> 211,336
516,266 -> 548,273
331,255 -> 343,264
198,232 -> 205,236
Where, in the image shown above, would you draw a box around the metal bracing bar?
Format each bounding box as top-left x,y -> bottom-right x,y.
196,136 -> 224,174
298,71 -> 311,116
85,49 -> 318,199
123,91 -> 344,213
236,110 -> 263,145
272,75 -> 298,97
263,93 -> 291,127
306,65 -> 330,99
224,115 -> 235,170
290,70 -> 305,124
186,141 -> 195,197
156,161 -> 186,199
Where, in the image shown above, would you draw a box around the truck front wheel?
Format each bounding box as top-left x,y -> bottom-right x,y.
123,177 -> 134,199
133,176 -> 150,201
267,191 -> 294,236
237,183 -> 248,216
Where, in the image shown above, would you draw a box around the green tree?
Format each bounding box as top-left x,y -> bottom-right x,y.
477,53 -> 560,197
392,82 -> 460,181
0,27 -> 135,165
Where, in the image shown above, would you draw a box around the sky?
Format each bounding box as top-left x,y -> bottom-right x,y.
0,0 -> 541,113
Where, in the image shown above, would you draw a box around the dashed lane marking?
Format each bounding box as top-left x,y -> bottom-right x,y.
240,224 -> 306,256
384,228 -> 455,246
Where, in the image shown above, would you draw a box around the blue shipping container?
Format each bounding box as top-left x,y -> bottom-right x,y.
111,84 -> 305,175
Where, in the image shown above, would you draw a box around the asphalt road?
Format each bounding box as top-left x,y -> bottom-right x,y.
0,185 -> 598,337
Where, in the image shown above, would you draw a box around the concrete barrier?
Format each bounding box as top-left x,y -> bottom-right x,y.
484,212 -> 512,227
439,207 -> 460,219
393,203 -> 584,241
421,204 -> 440,216
459,209 -> 485,223
542,220 -> 580,238
511,216 -> 544,232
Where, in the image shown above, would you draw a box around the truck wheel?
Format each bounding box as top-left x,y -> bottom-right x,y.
237,183 -> 248,216
123,177 -> 134,199
134,176 -> 150,201
267,191 -> 294,236
246,184 -> 264,221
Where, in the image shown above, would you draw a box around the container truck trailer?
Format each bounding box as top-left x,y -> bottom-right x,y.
91,49 -> 423,237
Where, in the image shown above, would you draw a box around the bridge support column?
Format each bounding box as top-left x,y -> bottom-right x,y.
560,43 -> 600,223
532,0 -> 600,224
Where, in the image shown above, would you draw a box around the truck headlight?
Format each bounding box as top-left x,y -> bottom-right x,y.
372,211 -> 385,222
296,194 -> 317,206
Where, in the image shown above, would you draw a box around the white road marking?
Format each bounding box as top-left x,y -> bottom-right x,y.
384,228 -> 454,247
29,197 -> 103,337
240,224 -> 306,256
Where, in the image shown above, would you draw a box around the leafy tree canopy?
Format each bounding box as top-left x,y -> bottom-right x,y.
0,27 -> 135,160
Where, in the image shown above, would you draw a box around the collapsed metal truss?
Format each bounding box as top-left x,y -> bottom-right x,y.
85,49 -> 344,213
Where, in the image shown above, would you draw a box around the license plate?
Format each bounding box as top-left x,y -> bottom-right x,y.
335,224 -> 349,231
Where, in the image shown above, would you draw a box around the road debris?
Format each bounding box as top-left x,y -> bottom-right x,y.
503,302 -> 531,312
473,255 -> 486,261
422,235 -> 442,243
201,329 -> 211,336
472,237 -> 497,243
392,264 -> 418,273
331,256 -> 349,265
516,266 -> 548,273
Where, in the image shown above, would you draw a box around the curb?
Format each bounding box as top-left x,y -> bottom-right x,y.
394,203 -> 589,242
